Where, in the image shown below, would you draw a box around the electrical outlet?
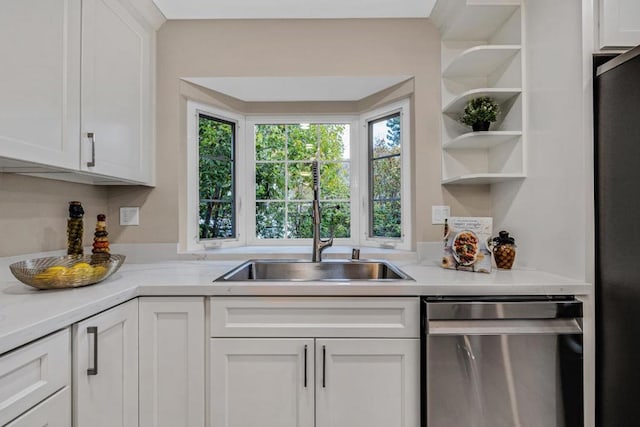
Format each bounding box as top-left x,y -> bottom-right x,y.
120,207 -> 140,226
432,205 -> 450,225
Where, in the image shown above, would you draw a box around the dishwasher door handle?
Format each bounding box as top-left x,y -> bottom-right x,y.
428,318 -> 582,336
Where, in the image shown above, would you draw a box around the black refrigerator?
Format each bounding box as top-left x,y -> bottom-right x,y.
595,44 -> 640,426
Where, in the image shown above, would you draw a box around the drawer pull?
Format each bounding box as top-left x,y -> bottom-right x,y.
87,132 -> 96,167
303,345 -> 308,388
322,345 -> 326,388
87,326 -> 98,375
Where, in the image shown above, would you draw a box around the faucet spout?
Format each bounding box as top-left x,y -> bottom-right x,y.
312,200 -> 333,262
311,161 -> 333,262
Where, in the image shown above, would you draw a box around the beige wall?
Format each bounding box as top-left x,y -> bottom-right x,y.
106,18 -> 491,249
0,18 -> 492,258
0,174 -> 108,257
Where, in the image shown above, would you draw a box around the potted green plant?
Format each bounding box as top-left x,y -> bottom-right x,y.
459,96 -> 500,131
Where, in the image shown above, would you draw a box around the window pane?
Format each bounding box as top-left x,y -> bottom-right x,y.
369,112 -> 402,239
320,202 -> 350,238
256,163 -> 285,200
256,124 -> 286,161
372,156 -> 401,200
287,202 -> 313,238
371,114 -> 401,158
199,202 -> 234,239
199,114 -> 235,241
287,124 -> 318,161
200,115 -> 233,160
320,162 -> 350,200
319,124 -> 350,160
371,201 -> 401,238
288,162 -> 313,200
200,159 -> 233,201
254,121 -> 353,241
256,202 -> 285,239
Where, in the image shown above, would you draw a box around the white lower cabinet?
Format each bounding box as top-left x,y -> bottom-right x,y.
316,339 -> 420,427
73,299 -> 138,427
211,338 -> 315,427
210,338 -> 419,427
5,387 -> 71,427
209,297 -> 421,427
0,329 -> 71,426
139,297 -> 205,427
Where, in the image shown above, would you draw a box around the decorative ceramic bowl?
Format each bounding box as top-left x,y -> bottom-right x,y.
9,254 -> 125,290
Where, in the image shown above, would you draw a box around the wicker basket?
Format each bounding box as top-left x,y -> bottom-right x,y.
9,254 -> 125,290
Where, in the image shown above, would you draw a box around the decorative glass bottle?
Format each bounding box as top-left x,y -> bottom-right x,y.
490,230 -> 516,269
67,201 -> 84,256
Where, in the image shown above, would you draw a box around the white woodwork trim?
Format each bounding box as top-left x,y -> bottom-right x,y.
359,98 -> 413,250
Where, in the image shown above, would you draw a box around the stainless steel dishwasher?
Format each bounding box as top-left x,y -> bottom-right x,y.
422,296 -> 583,427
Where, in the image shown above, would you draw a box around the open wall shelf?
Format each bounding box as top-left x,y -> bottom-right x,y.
432,0 -> 525,185
442,131 -> 522,150
443,45 -> 521,78
443,88 -> 521,115
441,173 -> 526,185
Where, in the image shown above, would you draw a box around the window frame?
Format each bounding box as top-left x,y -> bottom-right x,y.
245,115 -> 360,246
186,101 -> 246,251
359,99 -> 412,250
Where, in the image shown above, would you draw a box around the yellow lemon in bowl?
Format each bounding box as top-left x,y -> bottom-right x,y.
70,262 -> 93,281
34,266 -> 69,285
92,265 -> 107,279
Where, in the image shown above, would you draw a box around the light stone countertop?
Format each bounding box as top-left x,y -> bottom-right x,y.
0,259 -> 592,355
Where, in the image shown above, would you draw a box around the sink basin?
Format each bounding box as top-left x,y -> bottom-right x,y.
215,259 -> 413,282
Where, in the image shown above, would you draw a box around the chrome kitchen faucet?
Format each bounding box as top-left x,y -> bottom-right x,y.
311,161 -> 333,262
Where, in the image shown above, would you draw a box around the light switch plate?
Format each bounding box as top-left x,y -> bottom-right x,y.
432,205 -> 450,225
120,207 -> 140,226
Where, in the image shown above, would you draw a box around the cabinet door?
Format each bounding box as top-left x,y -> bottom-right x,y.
316,339 -> 420,427
73,299 -> 138,427
5,387 -> 71,427
139,297 -> 205,427
600,0 -> 640,48
81,0 -> 152,183
0,0 -> 80,169
210,338 -> 314,427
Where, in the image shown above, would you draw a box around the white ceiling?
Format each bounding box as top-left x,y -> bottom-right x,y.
183,76 -> 412,102
153,0 -> 436,20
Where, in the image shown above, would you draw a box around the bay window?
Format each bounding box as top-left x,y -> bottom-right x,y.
185,99 -> 411,251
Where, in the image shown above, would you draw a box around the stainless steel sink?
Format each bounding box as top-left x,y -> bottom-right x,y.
215,259 -> 413,282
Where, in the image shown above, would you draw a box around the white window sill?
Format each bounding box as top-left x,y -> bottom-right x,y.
179,245 -> 418,262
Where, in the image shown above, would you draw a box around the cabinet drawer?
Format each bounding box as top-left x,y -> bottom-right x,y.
210,297 -> 419,338
5,386 -> 71,427
0,328 -> 70,426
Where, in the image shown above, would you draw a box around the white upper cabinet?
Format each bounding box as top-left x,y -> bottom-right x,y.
431,0 -> 526,185
600,0 -> 640,49
0,0 -> 81,170
81,0 -> 154,183
0,0 -> 158,185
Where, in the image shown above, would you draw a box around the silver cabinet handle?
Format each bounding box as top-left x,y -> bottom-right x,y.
87,132 -> 95,167
87,326 -> 98,375
428,319 -> 583,336
303,345 -> 308,388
